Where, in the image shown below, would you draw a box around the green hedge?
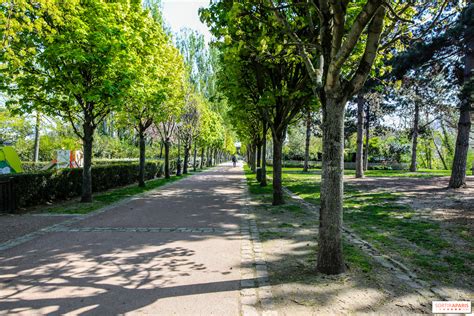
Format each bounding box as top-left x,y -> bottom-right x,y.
1,161 -> 164,208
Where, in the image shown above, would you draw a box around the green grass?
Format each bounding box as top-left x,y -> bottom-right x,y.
262,166 -> 473,287
42,171 -> 200,214
344,241 -> 374,273
244,164 -> 377,275
278,166 -> 452,178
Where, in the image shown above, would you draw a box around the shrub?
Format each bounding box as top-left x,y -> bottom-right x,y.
21,161 -> 51,172
1,161 -> 164,209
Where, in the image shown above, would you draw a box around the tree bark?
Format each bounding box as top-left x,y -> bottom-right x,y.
449,8 -> 473,188
260,121 -> 268,187
364,103 -> 369,171
449,102 -> 471,187
272,129 -> 285,205
410,101 -> 420,172
433,132 -> 448,170
138,127 -> 146,187
159,141 -> 163,159
317,97 -> 346,275
200,147 -> 205,169
251,144 -> 257,172
81,120 -> 94,203
164,139 -> 171,179
209,148 -> 213,166
303,110 -> 311,172
33,112 -> 40,162
256,144 -> 261,168
183,142 -> 190,174
176,138 -> 182,176
193,142 -> 198,172
356,94 -> 365,178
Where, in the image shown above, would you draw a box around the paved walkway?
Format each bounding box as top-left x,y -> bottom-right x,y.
0,163 -> 261,315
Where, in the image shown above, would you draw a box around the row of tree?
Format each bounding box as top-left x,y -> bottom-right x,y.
1,1 -> 235,201
201,0 -> 469,275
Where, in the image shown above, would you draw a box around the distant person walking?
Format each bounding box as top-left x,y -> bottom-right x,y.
232,155 -> 237,167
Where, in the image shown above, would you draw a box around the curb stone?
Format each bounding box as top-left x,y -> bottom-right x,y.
239,178 -> 277,316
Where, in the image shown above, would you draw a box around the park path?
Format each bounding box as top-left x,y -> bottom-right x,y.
0,163 -> 249,315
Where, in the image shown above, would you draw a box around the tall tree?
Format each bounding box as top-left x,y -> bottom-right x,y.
202,3 -> 313,204
390,2 -> 471,187
120,9 -> 184,187
266,0 -> 447,274
2,0 -> 140,202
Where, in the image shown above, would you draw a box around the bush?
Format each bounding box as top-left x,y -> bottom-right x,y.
1,161 -> 164,208
22,161 -> 51,172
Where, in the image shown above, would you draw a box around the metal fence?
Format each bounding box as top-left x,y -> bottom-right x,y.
0,177 -> 16,213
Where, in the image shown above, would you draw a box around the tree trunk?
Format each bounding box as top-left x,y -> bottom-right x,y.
176,138 -> 182,176
251,144 -> 257,172
260,121 -> 268,187
364,103 -> 369,171
138,127 -> 146,187
356,94 -> 365,178
200,147 -> 205,169
303,110 -> 311,172
183,143 -> 190,174
164,139 -> 170,179
209,148 -> 213,166
272,129 -> 285,205
449,9 -> 473,188
33,112 -> 40,162
410,101 -> 420,172
449,103 -> 471,187
247,146 -> 252,171
256,144 -> 261,168
317,97 -> 346,275
81,121 -> 94,203
433,132 -> 448,170
193,142 -> 198,172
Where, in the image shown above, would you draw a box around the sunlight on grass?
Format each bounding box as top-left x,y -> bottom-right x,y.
275,167 -> 473,286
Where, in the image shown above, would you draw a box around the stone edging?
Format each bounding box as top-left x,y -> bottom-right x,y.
49,226 -> 239,234
239,178 -> 277,316
281,186 -> 451,301
0,170 -> 207,252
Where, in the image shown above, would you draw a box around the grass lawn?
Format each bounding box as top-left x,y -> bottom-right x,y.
37,170 -> 204,215
243,164 -> 375,274
281,166 -> 453,178
249,165 -> 472,292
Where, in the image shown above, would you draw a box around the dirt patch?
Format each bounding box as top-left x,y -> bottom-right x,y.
259,230 -> 431,315
345,176 -> 474,235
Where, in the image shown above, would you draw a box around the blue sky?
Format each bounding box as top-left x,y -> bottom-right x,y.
162,0 -> 212,43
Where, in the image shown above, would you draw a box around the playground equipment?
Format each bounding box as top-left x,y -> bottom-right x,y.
0,146 -> 23,174
42,150 -> 84,171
